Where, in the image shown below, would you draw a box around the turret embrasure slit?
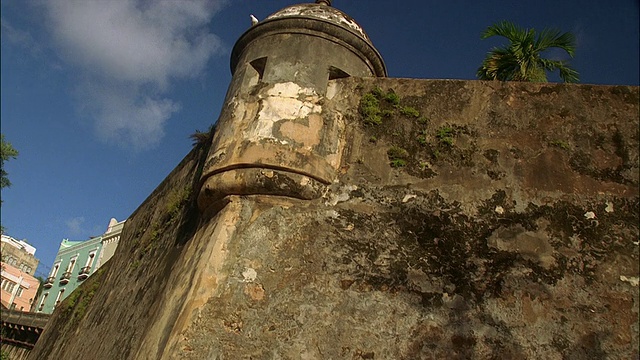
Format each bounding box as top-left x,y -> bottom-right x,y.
328,66 -> 350,80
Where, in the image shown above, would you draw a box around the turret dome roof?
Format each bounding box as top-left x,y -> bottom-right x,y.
231,2 -> 386,77
264,3 -> 371,43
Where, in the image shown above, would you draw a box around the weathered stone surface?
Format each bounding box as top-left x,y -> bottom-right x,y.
199,2 -> 385,210
29,79 -> 639,359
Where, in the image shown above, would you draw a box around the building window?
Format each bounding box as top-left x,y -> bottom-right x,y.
2,280 -> 16,293
51,262 -> 61,277
54,289 -> 65,308
68,256 -> 77,273
39,293 -> 49,311
86,251 -> 97,268
16,286 -> 23,297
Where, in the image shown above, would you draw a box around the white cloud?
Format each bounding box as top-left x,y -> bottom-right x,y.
1,18 -> 43,56
76,80 -> 181,149
43,0 -> 228,149
65,216 -> 85,236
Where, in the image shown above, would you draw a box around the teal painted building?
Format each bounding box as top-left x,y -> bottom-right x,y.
36,218 -> 124,314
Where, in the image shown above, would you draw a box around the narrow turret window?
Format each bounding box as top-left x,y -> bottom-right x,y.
244,57 -> 268,89
328,66 -> 350,80
250,57 -> 267,81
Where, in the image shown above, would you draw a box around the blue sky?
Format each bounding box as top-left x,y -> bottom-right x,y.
1,0 -> 638,278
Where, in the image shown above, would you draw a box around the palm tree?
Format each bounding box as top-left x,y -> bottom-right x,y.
477,21 -> 579,83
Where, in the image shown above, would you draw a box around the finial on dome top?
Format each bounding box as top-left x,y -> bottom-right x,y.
315,0 -> 332,5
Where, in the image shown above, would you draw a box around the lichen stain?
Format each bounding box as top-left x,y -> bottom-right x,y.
523,149 -> 574,192
244,283 -> 266,301
487,224 -> 556,269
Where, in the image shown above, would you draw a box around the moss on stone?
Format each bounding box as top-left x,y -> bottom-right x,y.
387,146 -> 409,160
63,267 -> 105,326
166,186 -> 192,222
400,106 -> 420,118
387,146 -> 409,168
549,140 -> 570,150
383,91 -> 400,105
436,126 -> 455,146
359,93 -> 382,125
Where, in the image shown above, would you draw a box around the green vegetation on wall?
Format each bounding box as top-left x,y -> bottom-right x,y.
436,126 -> 455,146
63,267 -> 105,326
357,85 -> 484,176
130,185 -> 192,271
387,146 -> 409,167
549,139 -> 570,150
358,87 -> 416,126
190,124 -> 217,147
400,106 -> 420,118
359,93 -> 383,125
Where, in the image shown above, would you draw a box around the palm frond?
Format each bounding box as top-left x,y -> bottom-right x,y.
538,59 -> 579,83
535,28 -> 563,49
527,64 -> 548,82
536,29 -> 576,56
481,20 -> 527,42
558,64 -> 580,83
477,47 -> 521,81
478,20 -> 579,83
539,58 -> 560,71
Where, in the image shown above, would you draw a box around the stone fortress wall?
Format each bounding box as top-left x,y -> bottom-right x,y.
28,1 -> 639,359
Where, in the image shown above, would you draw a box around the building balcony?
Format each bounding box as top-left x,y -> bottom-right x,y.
59,271 -> 72,284
43,276 -> 56,289
77,266 -> 91,280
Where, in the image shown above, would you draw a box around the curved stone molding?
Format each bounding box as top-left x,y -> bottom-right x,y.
198,168 -> 326,209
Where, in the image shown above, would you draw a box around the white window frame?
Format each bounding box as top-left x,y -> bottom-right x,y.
85,250 -> 97,268
2,280 -> 15,292
51,262 -> 61,277
39,292 -> 49,311
67,256 -> 78,273
54,289 -> 65,308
